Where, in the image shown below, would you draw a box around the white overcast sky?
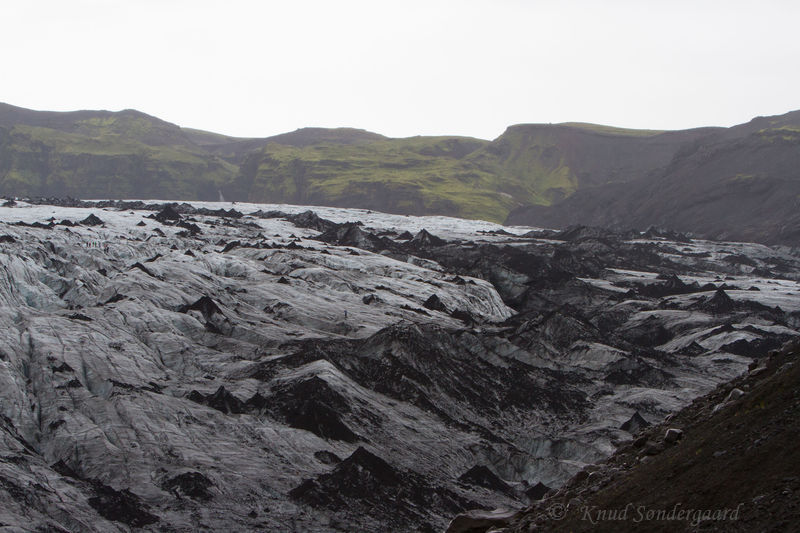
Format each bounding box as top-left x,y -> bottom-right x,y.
2,0 -> 799,139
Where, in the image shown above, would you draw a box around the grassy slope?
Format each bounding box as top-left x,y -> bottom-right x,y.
238,136 -> 524,222
7,103 -> 773,223
237,123 -> 666,222
0,111 -> 237,200
557,122 -> 666,137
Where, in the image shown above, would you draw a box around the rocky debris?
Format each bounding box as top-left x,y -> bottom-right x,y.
80,213 -> 104,226
362,293 -> 381,305
664,428 -> 683,444
446,508 -> 518,533
697,288 -> 736,314
221,240 -> 240,252
103,292 -> 127,304
423,294 -> 448,312
524,481 -> 551,501
315,222 -> 395,252
177,220 -> 202,235
620,411 -> 650,434
187,386 -> 246,414
634,273 -> 711,298
409,228 -> 447,248
503,344 -> 800,533
642,226 -> 693,242
712,388 -> 746,413
155,204 -> 182,222
179,295 -> 224,319
130,261 -> 157,278
291,447 -> 475,531
450,309 -> 476,325
458,465 -> 515,496
314,451 -> 342,465
726,388 -> 745,402
723,254 -> 758,267
285,210 -> 339,232
201,207 -> 243,218
0,234 -> 16,243
87,482 -> 159,527
271,377 -> 358,442
161,471 -> 214,501
555,225 -> 635,243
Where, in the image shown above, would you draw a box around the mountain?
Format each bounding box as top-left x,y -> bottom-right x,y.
3,103 -> 800,240
1,198 -> 799,531
0,103 -> 239,200
506,111 -> 800,245
229,123 -> 714,222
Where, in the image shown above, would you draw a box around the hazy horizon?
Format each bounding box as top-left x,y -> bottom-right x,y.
4,0 -> 799,140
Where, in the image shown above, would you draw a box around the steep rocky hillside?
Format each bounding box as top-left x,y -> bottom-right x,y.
507,111 -> 800,246
1,200 -> 799,531
454,340 -> 799,532
466,123 -> 718,205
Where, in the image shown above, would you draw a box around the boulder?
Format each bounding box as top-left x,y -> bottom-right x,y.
664,428 -> 684,444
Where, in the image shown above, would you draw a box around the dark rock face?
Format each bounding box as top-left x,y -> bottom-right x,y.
524,481 -> 551,501
315,222 -> 395,252
80,213 -> 104,226
155,204 -> 182,222
314,450 -> 342,465
87,482 -> 159,527
620,411 -> 651,434
291,447 -> 475,531
423,294 -> 448,312
285,210 -> 339,233
179,295 -> 224,319
696,288 -> 736,314
188,386 -> 245,414
458,465 -> 514,496
161,471 -> 214,501
271,377 -> 358,442
409,229 -> 447,248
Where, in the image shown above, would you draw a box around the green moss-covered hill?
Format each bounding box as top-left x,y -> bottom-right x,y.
0,103 -> 242,200
2,103 -> 798,230
229,122 -> 718,222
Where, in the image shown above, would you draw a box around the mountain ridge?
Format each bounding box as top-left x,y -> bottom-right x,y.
506,111 -> 800,245
1,102 -> 799,241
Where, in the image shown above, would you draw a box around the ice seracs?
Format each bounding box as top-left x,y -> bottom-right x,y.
0,200 -> 798,531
